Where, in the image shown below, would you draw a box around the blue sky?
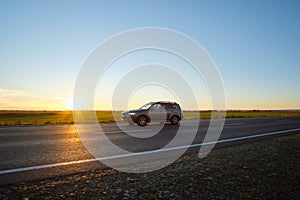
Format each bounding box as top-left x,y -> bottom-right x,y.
0,0 -> 299,110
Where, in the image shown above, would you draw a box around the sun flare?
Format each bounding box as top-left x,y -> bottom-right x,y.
63,99 -> 73,110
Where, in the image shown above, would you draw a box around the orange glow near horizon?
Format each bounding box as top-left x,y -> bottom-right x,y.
1,88 -> 300,111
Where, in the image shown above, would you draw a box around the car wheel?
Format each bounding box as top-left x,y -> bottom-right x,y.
170,116 -> 180,125
137,115 -> 148,127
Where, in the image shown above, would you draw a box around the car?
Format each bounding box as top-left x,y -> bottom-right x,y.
121,101 -> 182,126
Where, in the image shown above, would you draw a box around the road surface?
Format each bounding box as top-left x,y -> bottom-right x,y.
0,116 -> 300,185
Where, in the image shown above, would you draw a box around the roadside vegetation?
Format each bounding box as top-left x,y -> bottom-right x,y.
0,110 -> 299,126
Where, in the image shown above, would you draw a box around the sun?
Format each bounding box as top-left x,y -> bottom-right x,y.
63,99 -> 73,110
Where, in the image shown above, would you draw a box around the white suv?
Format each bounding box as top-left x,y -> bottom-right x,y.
121,101 -> 182,126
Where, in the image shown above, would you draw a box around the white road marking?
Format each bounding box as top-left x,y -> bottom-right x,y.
1,127 -> 300,175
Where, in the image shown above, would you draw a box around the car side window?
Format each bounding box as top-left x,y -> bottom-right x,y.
164,104 -> 170,109
164,104 -> 176,109
151,104 -> 161,110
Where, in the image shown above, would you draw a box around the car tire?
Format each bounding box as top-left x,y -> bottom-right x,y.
137,115 -> 148,127
170,115 -> 180,125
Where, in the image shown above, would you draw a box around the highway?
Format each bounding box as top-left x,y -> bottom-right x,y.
0,116 -> 300,185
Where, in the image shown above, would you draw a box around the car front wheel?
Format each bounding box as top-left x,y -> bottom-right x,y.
137,115 -> 148,127
170,116 -> 180,125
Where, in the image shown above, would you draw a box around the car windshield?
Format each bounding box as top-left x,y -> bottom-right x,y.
139,102 -> 153,110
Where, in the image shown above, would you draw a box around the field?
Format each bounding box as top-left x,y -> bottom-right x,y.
0,110 -> 300,126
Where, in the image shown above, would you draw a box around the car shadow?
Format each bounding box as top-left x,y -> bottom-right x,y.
105,123 -> 180,152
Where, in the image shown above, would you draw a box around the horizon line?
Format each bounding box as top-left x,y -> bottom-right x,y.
1,109 -> 300,112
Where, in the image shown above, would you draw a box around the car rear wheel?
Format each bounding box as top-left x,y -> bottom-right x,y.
170,115 -> 180,125
137,115 -> 148,127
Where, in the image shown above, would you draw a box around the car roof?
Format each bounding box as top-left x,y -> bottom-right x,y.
153,101 -> 178,104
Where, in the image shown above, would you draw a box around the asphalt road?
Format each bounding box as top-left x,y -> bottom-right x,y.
0,117 -> 300,185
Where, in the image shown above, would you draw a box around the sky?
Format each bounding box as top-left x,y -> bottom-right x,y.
0,0 -> 299,110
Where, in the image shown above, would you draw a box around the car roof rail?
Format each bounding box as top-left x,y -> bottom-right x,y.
157,101 -> 177,104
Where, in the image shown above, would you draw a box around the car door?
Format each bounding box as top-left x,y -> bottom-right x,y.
149,103 -> 166,122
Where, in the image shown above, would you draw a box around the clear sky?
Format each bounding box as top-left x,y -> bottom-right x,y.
0,0 -> 299,110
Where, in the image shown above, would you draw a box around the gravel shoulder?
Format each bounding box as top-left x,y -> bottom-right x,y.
1,133 -> 299,199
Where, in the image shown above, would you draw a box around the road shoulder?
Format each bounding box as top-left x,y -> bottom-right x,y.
1,133 -> 299,199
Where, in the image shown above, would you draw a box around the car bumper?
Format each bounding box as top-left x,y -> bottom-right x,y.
121,113 -> 137,123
